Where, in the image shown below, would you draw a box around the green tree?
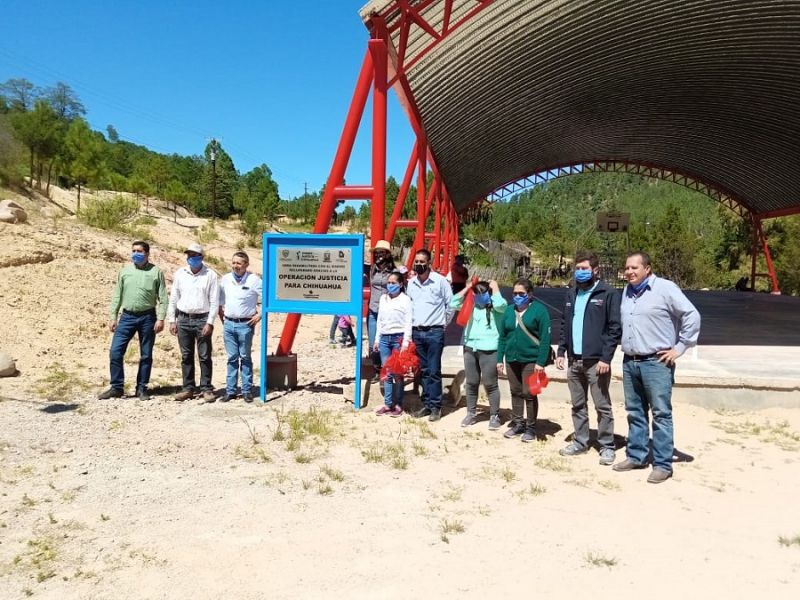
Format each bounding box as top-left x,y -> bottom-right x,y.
650,203 -> 698,287
165,180 -> 188,223
63,118 -> 105,209
44,82 -> 85,121
10,99 -> 63,191
0,78 -> 38,112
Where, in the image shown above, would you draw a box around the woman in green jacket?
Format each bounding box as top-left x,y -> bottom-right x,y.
497,278 -> 552,442
450,280 -> 508,429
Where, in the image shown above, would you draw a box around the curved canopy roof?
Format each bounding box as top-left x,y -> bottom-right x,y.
360,0 -> 800,217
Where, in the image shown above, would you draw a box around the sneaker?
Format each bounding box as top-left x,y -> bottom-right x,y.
98,387 -> 123,400
242,391 -> 254,404
612,458 -> 647,472
376,405 -> 391,416
174,389 -> 194,402
389,406 -> 403,418
647,467 -> 672,484
504,423 -> 526,439
521,428 -> 536,443
461,412 -> 477,428
137,388 -> 150,402
559,442 -> 588,456
488,415 -> 502,430
413,406 -> 432,419
428,408 -> 442,422
599,448 -> 616,466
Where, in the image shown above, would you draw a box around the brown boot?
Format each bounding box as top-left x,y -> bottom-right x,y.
174,389 -> 194,402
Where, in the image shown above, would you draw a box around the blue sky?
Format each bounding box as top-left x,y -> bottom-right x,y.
1,0 -> 414,199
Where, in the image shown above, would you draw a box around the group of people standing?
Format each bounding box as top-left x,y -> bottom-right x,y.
101,239 -> 701,484
448,249 -> 700,483
100,241 -> 262,405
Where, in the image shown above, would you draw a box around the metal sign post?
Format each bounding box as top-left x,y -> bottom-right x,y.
260,233 -> 365,408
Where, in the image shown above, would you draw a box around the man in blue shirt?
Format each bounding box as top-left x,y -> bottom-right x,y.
613,251 -> 701,483
407,248 -> 453,422
556,250 -> 621,465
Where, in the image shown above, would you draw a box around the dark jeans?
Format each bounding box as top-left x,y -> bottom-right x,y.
567,359 -> 615,451
109,310 -> 156,392
505,361 -> 539,429
367,309 -> 381,368
463,347 -> 500,416
412,326 -> 445,410
177,316 -> 213,392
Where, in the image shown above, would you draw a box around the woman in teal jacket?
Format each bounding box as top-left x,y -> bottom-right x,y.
450,280 -> 508,429
497,278 -> 552,442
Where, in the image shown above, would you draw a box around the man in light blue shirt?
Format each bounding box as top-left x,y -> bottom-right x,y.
613,251 -> 701,484
407,248 -> 453,422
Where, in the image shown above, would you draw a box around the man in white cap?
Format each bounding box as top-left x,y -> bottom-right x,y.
167,243 -> 220,403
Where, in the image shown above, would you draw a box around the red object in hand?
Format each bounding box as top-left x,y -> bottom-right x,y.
379,341 -> 420,381
527,370 -> 549,395
455,276 -> 480,327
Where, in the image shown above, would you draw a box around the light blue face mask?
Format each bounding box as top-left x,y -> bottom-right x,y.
474,291 -> 491,307
575,269 -> 593,283
386,282 -> 401,295
131,252 -> 146,265
187,255 -> 203,270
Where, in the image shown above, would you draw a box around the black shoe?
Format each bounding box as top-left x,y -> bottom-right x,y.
220,394 -> 234,403
428,408 -> 442,422
413,406 -> 432,419
137,388 -> 150,401
98,387 -> 123,400
521,429 -> 536,443
242,392 -> 254,403
504,423 -> 526,439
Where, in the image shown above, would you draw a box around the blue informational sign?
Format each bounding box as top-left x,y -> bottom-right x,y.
260,233 -> 365,408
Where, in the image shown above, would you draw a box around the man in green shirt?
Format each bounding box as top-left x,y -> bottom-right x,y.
98,240 -> 168,401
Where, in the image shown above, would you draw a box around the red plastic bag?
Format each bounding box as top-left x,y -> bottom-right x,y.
527,370 -> 549,395
456,276 -> 480,327
380,341 -> 420,381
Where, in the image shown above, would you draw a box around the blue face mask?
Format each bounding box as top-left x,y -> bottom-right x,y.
131,252 -> 146,265
386,282 -> 401,295
187,255 -> 203,270
474,291 -> 491,307
575,270 -> 593,283
512,294 -> 530,308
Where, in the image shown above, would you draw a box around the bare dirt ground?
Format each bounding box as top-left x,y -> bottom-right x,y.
1,188 -> 800,599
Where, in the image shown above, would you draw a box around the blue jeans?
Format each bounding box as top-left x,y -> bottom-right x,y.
412,326 -> 445,410
109,310 -> 156,392
379,333 -> 404,407
367,310 -> 381,368
224,320 -> 255,395
622,357 -> 675,471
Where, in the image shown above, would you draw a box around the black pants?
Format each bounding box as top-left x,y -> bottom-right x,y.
177,316 -> 213,392
505,361 -> 539,429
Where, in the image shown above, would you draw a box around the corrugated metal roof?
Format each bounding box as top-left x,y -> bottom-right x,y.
360,0 -> 800,216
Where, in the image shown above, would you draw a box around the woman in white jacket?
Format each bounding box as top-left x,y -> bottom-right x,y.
373,271 -> 412,417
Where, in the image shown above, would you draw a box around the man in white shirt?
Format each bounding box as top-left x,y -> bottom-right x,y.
218,251 -> 262,403
167,243 -> 220,403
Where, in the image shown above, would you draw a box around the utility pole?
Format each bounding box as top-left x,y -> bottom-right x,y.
210,139 -> 218,222
303,182 -> 308,197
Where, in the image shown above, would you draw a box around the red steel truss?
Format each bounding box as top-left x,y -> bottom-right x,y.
277,0 -> 788,355
275,7 -> 470,355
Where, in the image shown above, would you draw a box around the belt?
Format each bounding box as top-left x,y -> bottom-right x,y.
123,308 -> 156,316
413,325 -> 444,331
177,310 -> 209,320
226,316 -> 255,323
624,353 -> 659,361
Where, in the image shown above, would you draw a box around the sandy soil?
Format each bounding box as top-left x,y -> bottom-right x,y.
1,188 -> 800,599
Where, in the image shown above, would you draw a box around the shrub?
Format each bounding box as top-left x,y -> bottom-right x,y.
79,195 -> 138,232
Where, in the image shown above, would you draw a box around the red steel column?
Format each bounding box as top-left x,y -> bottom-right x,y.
369,38 -> 387,244
408,138 -> 427,270
432,182 -> 442,270
277,49 -> 375,356
756,218 -> 781,294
